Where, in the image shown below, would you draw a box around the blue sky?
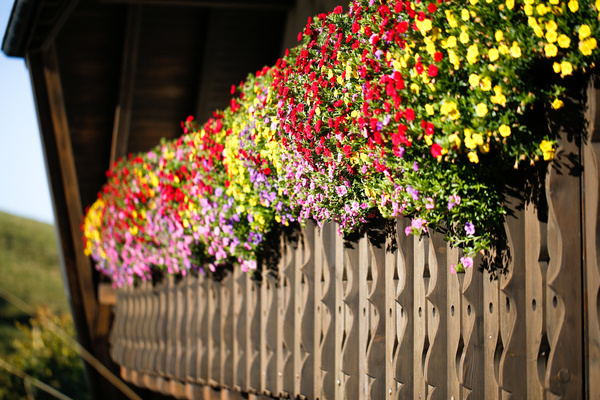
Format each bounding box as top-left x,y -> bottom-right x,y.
0,2 -> 54,224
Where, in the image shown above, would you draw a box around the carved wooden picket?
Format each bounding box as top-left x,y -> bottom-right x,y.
110,83 -> 599,399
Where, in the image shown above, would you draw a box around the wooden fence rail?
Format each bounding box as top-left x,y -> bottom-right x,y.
109,82 -> 600,399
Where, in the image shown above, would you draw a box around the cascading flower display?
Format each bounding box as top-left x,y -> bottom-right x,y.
83,0 -> 599,286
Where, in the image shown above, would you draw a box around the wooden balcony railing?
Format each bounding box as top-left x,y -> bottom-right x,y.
109,83 -> 600,399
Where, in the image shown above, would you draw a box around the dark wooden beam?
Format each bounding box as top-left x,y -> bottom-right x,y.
110,5 -> 142,165
99,0 -> 294,10
25,46 -> 122,399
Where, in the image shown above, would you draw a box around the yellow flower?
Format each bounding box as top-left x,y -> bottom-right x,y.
553,62 -> 561,73
560,61 -> 573,75
506,0 -> 514,9
441,100 -> 460,120
524,4 -> 533,15
544,43 -> 558,57
536,4 -> 549,14
467,44 -> 479,64
499,44 -> 510,54
568,0 -> 579,12
465,136 -> 477,149
481,77 -> 492,91
476,103 -> 488,116
549,0 -> 559,4
540,140 -> 555,160
495,31 -> 504,42
425,104 -> 435,115
579,38 -> 597,55
448,49 -> 460,69
460,31 -> 470,44
461,9 -> 470,20
470,0 -> 479,4
499,125 -> 511,137
488,48 -> 500,61
410,83 -> 420,94
579,24 -> 591,40
552,98 -> 564,109
545,30 -> 557,43
448,133 -> 461,146
443,36 -> 457,48
557,34 -> 571,48
510,42 -> 522,58
468,152 -> 480,163
446,10 -> 458,27
469,73 -> 480,87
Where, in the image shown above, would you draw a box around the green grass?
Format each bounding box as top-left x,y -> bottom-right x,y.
0,211 -> 69,355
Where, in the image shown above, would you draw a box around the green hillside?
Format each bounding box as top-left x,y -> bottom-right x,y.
0,211 -> 69,355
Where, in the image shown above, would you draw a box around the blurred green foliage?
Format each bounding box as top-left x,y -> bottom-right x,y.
0,307 -> 90,400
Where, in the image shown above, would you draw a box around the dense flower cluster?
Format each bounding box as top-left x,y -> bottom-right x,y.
83,0 -> 599,285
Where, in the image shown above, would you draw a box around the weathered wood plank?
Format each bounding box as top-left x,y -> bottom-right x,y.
424,233 -> 448,400
319,222 -> 337,399
583,80 -> 600,400
413,235 -> 428,399
482,267 -> 501,399
500,197 -> 527,397
341,229 -> 360,399
221,273 -> 234,388
524,202 -> 546,400
366,228 -> 386,399
299,222 -> 316,398
544,84 -> 584,398
459,254 -> 483,400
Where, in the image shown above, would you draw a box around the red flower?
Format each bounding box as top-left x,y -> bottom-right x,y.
415,62 -> 424,75
334,5 -> 343,14
431,143 -> 443,157
428,2 -> 438,12
434,52 -> 444,62
405,108 -> 415,121
428,64 -> 438,77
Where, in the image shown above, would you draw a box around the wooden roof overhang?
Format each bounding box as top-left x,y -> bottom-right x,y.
2,0 -> 308,397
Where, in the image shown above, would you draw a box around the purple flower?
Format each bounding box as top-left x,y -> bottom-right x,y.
464,221 -> 475,236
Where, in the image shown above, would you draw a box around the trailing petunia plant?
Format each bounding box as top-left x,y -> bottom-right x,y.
83,0 -> 599,286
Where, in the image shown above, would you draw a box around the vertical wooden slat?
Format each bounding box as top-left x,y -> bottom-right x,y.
366,229 -> 386,399
335,225 -> 346,400
299,222 -> 316,398
385,224 -> 397,400
197,272 -> 209,384
525,202 -> 547,400
459,254 -> 483,400
260,267 -> 278,395
233,266 -> 247,392
247,273 -> 261,393
358,232 -> 370,400
186,275 -> 198,382
446,246 -> 462,400
208,279 -> 222,385
319,222 -> 337,399
483,267 -> 501,399
583,80 -> 600,399
280,234 -> 296,396
500,198 -> 527,397
176,278 -> 187,381
221,272 -> 234,388
413,236 -> 428,399
424,233 -> 448,400
341,229 -> 360,399
166,276 -> 178,378
394,218 -> 414,400
544,86 -> 584,398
